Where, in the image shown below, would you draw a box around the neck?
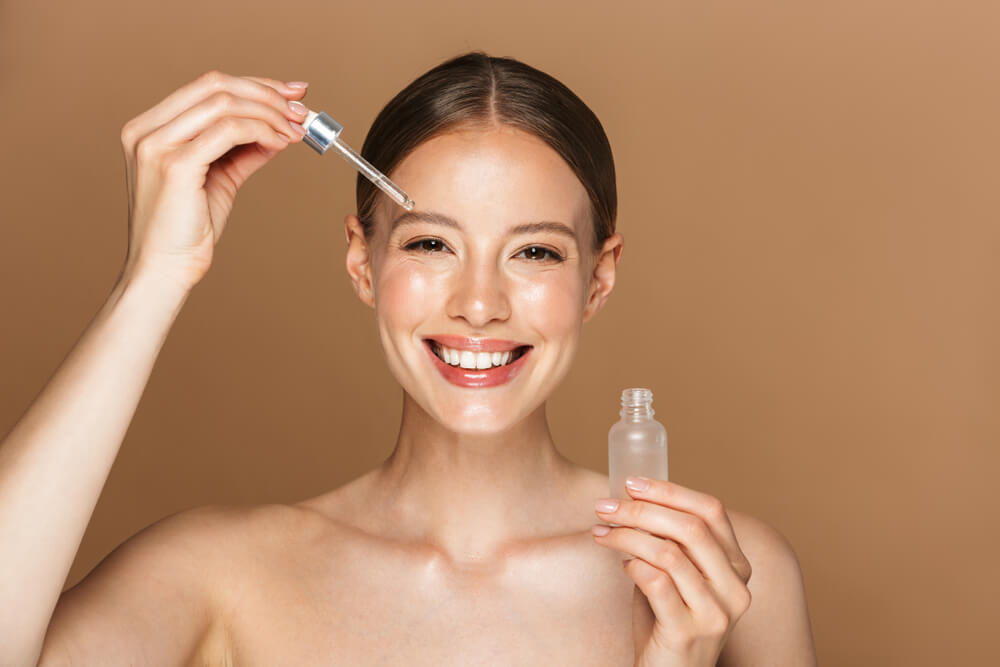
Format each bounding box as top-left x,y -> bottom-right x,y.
368,389 -> 578,567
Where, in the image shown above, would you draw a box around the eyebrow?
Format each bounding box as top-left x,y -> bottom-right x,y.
389,210 -> 578,242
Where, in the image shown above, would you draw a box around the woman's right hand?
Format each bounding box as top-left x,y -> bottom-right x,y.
117,71 -> 310,291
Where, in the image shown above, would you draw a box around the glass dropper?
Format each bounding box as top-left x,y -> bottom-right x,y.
299,108 -> 415,211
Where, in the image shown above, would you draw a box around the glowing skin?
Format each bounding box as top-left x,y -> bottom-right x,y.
343,123 -> 624,564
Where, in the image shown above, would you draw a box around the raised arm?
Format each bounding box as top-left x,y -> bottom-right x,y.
0,71 -> 310,665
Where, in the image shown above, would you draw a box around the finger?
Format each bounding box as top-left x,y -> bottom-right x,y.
166,117 -> 290,184
240,75 -> 309,98
622,552 -> 689,625
624,478 -> 749,581
125,71 -> 305,148
142,92 -> 306,150
596,498 -> 741,593
597,525 -> 729,623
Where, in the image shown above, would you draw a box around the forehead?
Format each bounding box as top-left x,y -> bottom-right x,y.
378,125 -> 591,236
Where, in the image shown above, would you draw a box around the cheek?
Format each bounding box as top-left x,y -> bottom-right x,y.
513,273 -> 587,336
375,262 -> 440,326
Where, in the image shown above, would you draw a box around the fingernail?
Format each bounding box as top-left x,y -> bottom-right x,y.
592,524 -> 611,536
285,81 -> 309,89
288,100 -> 308,115
625,477 -> 649,492
595,498 -> 619,513
289,122 -> 307,136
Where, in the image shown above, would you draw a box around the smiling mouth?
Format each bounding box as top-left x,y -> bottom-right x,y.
424,340 -> 531,370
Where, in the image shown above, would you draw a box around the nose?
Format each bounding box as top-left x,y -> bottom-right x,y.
445,256 -> 512,328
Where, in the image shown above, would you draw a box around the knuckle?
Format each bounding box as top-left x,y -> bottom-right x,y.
705,609 -> 730,636
656,540 -> 684,568
704,496 -> 726,521
209,90 -> 238,110
135,136 -> 157,161
737,585 -> 752,614
259,82 -> 286,106
631,500 -> 650,523
200,69 -> 227,88
680,516 -> 707,541
216,116 -> 242,134
120,120 -> 137,148
646,572 -> 672,595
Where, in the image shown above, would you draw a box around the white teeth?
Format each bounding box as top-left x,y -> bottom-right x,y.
433,342 -> 522,369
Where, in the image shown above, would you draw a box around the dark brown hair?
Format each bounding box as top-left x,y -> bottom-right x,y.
356,51 -> 617,252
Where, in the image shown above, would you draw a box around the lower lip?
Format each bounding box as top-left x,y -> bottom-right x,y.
423,341 -> 532,388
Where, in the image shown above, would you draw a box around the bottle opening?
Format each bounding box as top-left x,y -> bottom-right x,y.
621,387 -> 653,408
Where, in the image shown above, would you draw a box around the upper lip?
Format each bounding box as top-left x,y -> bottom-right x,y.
424,335 -> 531,353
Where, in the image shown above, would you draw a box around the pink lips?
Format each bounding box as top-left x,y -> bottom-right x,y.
423,339 -> 532,388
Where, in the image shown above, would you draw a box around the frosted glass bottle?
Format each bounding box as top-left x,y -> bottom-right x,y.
608,387 -> 669,504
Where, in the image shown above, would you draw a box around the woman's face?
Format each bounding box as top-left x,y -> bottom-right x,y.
345,124 -> 621,434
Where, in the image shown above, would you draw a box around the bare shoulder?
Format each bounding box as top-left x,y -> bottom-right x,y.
726,508 -> 799,561
719,509 -> 819,667
40,502 -> 321,666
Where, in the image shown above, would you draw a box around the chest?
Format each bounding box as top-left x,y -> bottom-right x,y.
223,539 -> 637,666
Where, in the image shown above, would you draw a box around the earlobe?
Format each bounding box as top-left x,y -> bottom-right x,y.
344,214 -> 376,308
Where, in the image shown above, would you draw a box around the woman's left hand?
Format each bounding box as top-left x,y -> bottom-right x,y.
592,477 -> 753,667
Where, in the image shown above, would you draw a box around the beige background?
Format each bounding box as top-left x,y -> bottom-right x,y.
2,1 -> 997,664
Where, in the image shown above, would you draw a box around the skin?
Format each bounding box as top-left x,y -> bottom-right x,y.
313,124 -> 816,665
34,73 -> 817,665
333,124 -> 625,564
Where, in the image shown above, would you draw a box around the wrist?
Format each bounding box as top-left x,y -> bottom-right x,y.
111,266 -> 192,315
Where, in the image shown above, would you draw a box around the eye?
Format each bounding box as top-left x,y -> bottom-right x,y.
515,246 -> 565,262
404,238 -> 449,254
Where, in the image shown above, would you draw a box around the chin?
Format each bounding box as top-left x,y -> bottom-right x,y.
432,400 -> 525,436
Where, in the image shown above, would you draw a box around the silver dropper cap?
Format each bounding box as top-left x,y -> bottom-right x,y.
301,111 -> 343,154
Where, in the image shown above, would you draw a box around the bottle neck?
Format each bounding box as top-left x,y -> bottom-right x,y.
619,388 -> 655,422
620,404 -> 655,421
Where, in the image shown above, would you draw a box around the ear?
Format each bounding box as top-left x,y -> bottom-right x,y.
582,232 -> 624,323
344,214 -> 376,308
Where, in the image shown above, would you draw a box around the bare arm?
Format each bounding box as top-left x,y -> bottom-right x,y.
0,70 -> 309,665
0,273 -> 189,665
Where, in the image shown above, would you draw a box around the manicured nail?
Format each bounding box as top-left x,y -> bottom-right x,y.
285,81 -> 309,89
595,498 -> 619,513
288,100 -> 307,115
592,524 -> 611,536
625,477 -> 649,492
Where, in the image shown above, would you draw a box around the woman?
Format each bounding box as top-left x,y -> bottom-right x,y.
4,52 -> 816,665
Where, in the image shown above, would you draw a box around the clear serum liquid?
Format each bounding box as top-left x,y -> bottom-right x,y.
608,387 -> 669,505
